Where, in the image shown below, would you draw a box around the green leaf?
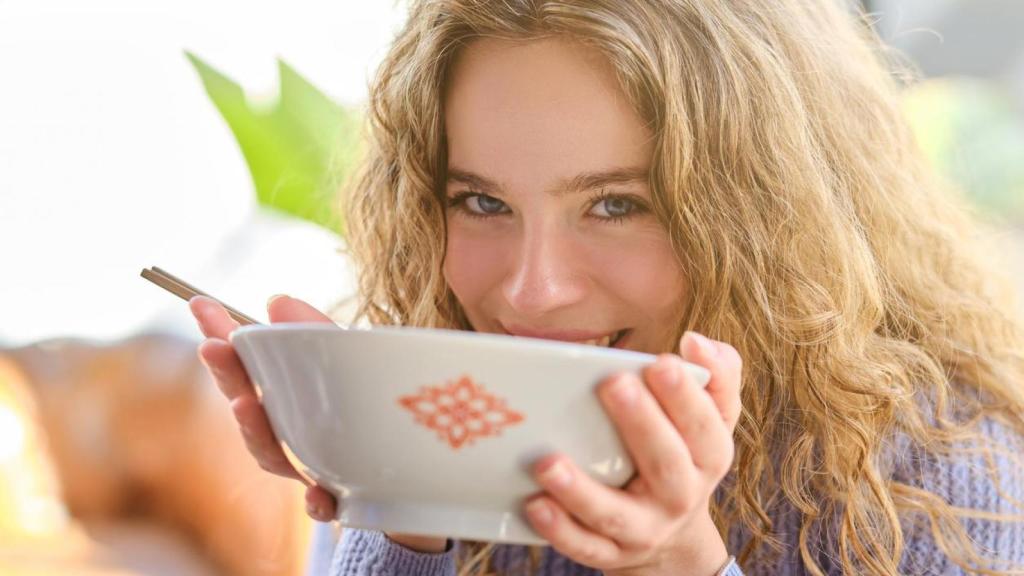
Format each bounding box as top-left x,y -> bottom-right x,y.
185,51 -> 361,235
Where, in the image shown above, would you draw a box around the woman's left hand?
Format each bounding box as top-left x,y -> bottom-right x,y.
524,331 -> 742,576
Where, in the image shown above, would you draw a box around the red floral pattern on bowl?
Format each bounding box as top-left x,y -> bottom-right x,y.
398,375 -> 525,449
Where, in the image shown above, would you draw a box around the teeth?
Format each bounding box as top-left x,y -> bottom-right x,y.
580,332 -> 616,347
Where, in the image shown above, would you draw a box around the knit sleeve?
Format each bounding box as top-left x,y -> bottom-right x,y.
329,528 -> 457,576
720,557 -> 747,575
894,415 -> 1024,574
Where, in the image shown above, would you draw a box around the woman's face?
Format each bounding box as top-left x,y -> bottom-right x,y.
442,38 -> 687,353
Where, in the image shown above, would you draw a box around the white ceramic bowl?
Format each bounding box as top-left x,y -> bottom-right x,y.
230,323 -> 710,545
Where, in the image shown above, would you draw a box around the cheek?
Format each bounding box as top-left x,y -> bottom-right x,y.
590,226 -> 687,316
443,223 -> 508,309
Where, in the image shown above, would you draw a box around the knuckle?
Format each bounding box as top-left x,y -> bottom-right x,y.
574,545 -> 606,567
238,421 -> 253,440
662,489 -> 692,516
595,511 -> 629,538
648,456 -> 686,486
274,460 -> 294,477
681,411 -> 713,440
630,536 -> 657,555
259,455 -> 289,477
233,412 -> 250,433
197,340 -> 216,365
243,436 -> 273,467
214,377 -> 233,397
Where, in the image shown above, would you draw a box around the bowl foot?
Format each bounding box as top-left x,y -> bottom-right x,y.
335,498 -> 547,546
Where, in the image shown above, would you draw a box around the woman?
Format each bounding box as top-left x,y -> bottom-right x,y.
191,0 -> 1024,574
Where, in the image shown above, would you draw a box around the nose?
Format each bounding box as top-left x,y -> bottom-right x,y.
501,224 -> 589,317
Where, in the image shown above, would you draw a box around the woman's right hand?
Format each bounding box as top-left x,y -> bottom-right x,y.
190,294 -> 450,552
189,293 -> 338,522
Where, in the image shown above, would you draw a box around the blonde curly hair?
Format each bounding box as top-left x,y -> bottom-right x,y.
336,1 -> 1024,574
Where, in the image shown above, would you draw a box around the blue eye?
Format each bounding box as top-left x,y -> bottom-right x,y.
446,190 -> 648,223
447,192 -> 509,217
591,196 -> 636,219
468,193 -> 508,214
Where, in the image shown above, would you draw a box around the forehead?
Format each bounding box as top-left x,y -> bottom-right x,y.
443,38 -> 653,190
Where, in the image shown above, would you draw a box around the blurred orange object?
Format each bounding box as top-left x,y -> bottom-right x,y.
0,333 -> 313,576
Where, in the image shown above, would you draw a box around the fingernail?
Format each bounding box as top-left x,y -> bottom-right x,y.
684,331 -> 717,358
540,460 -> 571,489
526,499 -> 553,524
267,294 -> 289,307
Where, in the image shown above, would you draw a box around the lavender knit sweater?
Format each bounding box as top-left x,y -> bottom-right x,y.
323,415 -> 1024,575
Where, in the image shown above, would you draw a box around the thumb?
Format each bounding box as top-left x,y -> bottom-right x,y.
267,295 -> 335,324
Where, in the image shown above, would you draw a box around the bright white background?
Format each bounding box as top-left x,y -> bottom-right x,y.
0,0 -> 409,346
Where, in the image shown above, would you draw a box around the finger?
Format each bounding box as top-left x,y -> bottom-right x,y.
189,295 -> 240,340
305,485 -> 337,522
524,495 -> 622,569
267,294 -> 335,324
197,338 -> 253,401
230,393 -> 302,481
598,372 -> 699,517
647,353 -> 734,480
531,454 -> 656,548
679,332 -> 743,432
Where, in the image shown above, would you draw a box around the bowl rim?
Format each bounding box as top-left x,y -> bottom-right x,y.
229,322 -> 660,362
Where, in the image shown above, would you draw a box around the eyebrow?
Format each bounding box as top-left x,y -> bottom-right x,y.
446,166 -> 649,196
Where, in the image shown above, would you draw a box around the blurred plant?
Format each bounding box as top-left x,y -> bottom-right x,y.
186,51 -> 1023,230
904,78 -> 1024,224
186,52 -> 362,236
